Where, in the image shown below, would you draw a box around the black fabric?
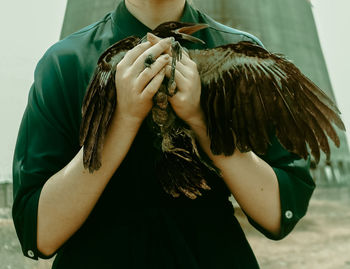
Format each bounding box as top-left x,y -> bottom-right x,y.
12,1 -> 315,268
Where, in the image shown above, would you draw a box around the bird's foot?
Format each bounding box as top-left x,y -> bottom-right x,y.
166,40 -> 182,96
171,39 -> 182,62
167,80 -> 177,96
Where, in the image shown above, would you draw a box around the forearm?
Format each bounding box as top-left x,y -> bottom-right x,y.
188,117 -> 281,235
37,114 -> 142,256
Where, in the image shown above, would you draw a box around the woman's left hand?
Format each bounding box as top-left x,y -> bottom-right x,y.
147,33 -> 205,127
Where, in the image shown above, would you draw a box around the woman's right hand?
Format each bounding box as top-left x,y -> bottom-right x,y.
114,36 -> 173,125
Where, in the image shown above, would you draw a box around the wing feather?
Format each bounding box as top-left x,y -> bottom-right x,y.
189,41 -> 345,163
79,36 -> 139,172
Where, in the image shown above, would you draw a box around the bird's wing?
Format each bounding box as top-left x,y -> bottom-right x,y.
189,41 -> 345,163
79,36 -> 140,172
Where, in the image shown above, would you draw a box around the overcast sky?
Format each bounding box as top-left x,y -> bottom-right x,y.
0,0 -> 349,180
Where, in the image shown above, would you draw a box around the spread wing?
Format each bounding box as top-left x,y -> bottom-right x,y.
189,41 -> 345,163
79,36 -> 140,172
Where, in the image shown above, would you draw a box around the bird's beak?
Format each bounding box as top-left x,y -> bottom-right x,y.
175,24 -> 208,44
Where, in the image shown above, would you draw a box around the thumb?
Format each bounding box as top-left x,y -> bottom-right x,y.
142,68 -> 166,99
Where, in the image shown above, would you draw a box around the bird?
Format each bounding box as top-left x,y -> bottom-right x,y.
79,21 -> 345,199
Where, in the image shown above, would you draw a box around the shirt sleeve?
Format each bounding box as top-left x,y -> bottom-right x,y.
246,134 -> 315,240
12,46 -> 81,260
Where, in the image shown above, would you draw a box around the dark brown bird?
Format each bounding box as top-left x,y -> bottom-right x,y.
80,21 -> 345,199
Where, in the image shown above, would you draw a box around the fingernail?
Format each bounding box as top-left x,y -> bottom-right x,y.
165,37 -> 173,43
147,32 -> 154,39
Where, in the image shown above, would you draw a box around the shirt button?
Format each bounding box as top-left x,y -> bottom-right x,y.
285,210 -> 293,219
27,250 -> 35,258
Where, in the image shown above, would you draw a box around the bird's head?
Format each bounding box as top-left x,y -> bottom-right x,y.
152,21 -> 208,44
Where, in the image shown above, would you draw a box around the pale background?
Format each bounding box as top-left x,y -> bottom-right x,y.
0,0 -> 349,179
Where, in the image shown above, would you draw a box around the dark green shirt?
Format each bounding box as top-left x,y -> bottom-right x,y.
12,1 -> 315,268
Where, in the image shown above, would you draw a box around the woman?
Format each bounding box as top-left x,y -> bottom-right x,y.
12,0 -> 315,268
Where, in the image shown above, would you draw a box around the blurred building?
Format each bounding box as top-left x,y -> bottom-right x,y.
60,0 -> 350,185
60,0 -> 119,38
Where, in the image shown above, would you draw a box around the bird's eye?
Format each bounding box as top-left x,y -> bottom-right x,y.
170,23 -> 177,28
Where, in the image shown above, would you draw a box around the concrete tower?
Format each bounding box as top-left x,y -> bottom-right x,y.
60,0 -> 119,39
60,0 -> 349,183
192,0 -> 350,183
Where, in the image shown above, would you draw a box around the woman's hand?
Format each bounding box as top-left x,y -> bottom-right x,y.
147,33 -> 205,127
114,37 -> 172,125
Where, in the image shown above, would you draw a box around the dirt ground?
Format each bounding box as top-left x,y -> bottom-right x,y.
241,185 -> 350,269
1,185 -> 349,269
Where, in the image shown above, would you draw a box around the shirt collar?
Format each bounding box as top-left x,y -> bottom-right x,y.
111,0 -> 199,40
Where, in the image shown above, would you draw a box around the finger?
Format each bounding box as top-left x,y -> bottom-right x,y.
165,64 -> 186,85
173,60 -> 199,82
148,33 -> 173,56
121,41 -> 152,66
182,47 -> 190,58
141,68 -> 166,99
178,51 -> 194,66
148,33 -> 190,61
171,60 -> 188,77
147,32 -> 162,44
137,54 -> 170,90
132,37 -> 173,73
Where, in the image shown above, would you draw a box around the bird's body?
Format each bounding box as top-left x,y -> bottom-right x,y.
80,21 -> 345,199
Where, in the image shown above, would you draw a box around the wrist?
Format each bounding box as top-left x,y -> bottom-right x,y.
185,112 -> 206,130
112,111 -> 143,131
